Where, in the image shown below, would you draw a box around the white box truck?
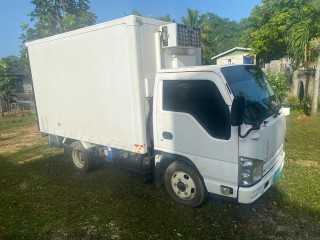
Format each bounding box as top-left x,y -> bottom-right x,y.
26,15 -> 286,207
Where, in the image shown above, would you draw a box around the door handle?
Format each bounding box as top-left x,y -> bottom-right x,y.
162,131 -> 173,140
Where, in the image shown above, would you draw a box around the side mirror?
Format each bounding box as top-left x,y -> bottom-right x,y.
231,96 -> 245,126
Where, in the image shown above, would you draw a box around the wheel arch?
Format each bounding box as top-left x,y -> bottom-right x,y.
62,137 -> 76,146
63,138 -> 96,150
154,151 -> 206,189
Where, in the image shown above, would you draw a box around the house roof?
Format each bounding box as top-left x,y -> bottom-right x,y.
211,47 -> 252,60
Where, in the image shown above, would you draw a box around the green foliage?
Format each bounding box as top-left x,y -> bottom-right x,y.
242,0 -> 320,118
284,95 -> 313,115
0,58 -> 16,100
285,95 -> 301,107
287,3 -> 320,68
133,8 -> 243,65
180,9 -> 242,65
131,9 -> 143,16
157,14 -> 175,23
309,38 -> 320,51
240,1 -> 289,62
20,0 -> 97,43
1,56 -> 27,79
285,1 -> 320,117
180,8 -> 206,26
19,0 -> 97,84
243,0 -> 320,64
0,56 -> 28,115
266,72 -> 289,102
301,96 -> 312,115
201,13 -> 242,65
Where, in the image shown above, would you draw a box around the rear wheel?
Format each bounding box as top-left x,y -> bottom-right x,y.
63,144 -> 72,160
93,146 -> 104,170
164,161 -> 207,207
70,141 -> 95,173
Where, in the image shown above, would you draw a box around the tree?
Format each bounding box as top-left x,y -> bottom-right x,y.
21,0 -> 97,43
240,1 -> 294,62
287,1 -> 320,118
157,14 -> 175,23
130,8 -> 243,65
244,0 -> 320,117
181,9 -> 243,65
181,9 -> 206,26
202,13 -> 242,64
287,2 -> 320,67
19,0 -> 97,91
0,58 -> 17,116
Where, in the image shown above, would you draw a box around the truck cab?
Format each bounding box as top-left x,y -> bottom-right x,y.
153,64 -> 286,207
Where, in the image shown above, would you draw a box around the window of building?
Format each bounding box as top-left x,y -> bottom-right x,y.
163,80 -> 231,140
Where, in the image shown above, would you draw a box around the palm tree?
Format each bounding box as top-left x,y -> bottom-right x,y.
157,14 -> 175,23
181,9 -> 205,26
288,2 -> 320,118
181,9 -> 213,64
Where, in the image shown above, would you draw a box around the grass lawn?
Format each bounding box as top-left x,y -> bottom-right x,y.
0,113 -> 319,239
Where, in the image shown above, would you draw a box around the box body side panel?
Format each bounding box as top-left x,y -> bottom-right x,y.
28,21 -> 149,153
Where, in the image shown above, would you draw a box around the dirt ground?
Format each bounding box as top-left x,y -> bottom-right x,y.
0,125 -> 40,154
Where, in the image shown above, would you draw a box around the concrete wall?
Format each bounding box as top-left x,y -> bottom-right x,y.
15,78 -> 33,101
263,58 -> 316,98
290,70 -> 315,97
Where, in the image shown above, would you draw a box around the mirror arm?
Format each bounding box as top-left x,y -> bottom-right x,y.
238,125 -> 260,138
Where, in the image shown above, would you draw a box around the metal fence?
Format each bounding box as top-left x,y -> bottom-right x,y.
0,100 -> 34,116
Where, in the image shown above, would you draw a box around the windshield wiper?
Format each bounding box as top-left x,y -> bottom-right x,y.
273,104 -> 282,118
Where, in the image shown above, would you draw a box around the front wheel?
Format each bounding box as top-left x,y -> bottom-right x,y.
164,161 -> 207,207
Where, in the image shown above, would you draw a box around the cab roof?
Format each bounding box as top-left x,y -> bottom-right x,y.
158,64 -> 253,74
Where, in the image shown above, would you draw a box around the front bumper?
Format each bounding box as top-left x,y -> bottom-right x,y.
238,151 -> 285,204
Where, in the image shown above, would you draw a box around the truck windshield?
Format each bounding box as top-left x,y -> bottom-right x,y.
221,65 -> 280,125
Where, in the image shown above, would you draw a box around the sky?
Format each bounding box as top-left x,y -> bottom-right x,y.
0,0 -> 261,58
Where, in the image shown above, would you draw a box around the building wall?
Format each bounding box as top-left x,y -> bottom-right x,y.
216,54 -> 247,65
215,50 -> 254,65
290,70 -> 315,97
15,78 -> 32,99
262,58 -> 316,98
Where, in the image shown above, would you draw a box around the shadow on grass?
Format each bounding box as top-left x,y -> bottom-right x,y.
0,153 -> 319,240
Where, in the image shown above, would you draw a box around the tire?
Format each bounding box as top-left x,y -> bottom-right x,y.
70,141 -> 95,173
164,161 -> 207,207
93,147 -> 103,170
63,144 -> 72,160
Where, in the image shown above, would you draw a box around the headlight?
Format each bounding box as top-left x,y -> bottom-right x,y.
239,157 -> 263,186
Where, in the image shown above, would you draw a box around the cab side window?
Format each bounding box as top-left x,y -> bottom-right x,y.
163,80 -> 231,140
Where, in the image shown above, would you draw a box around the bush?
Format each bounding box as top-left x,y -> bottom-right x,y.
284,95 -> 312,115
266,72 -> 289,103
285,95 -> 300,108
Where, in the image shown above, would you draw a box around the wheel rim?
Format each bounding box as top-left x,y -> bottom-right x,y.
171,171 -> 196,200
72,148 -> 85,168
